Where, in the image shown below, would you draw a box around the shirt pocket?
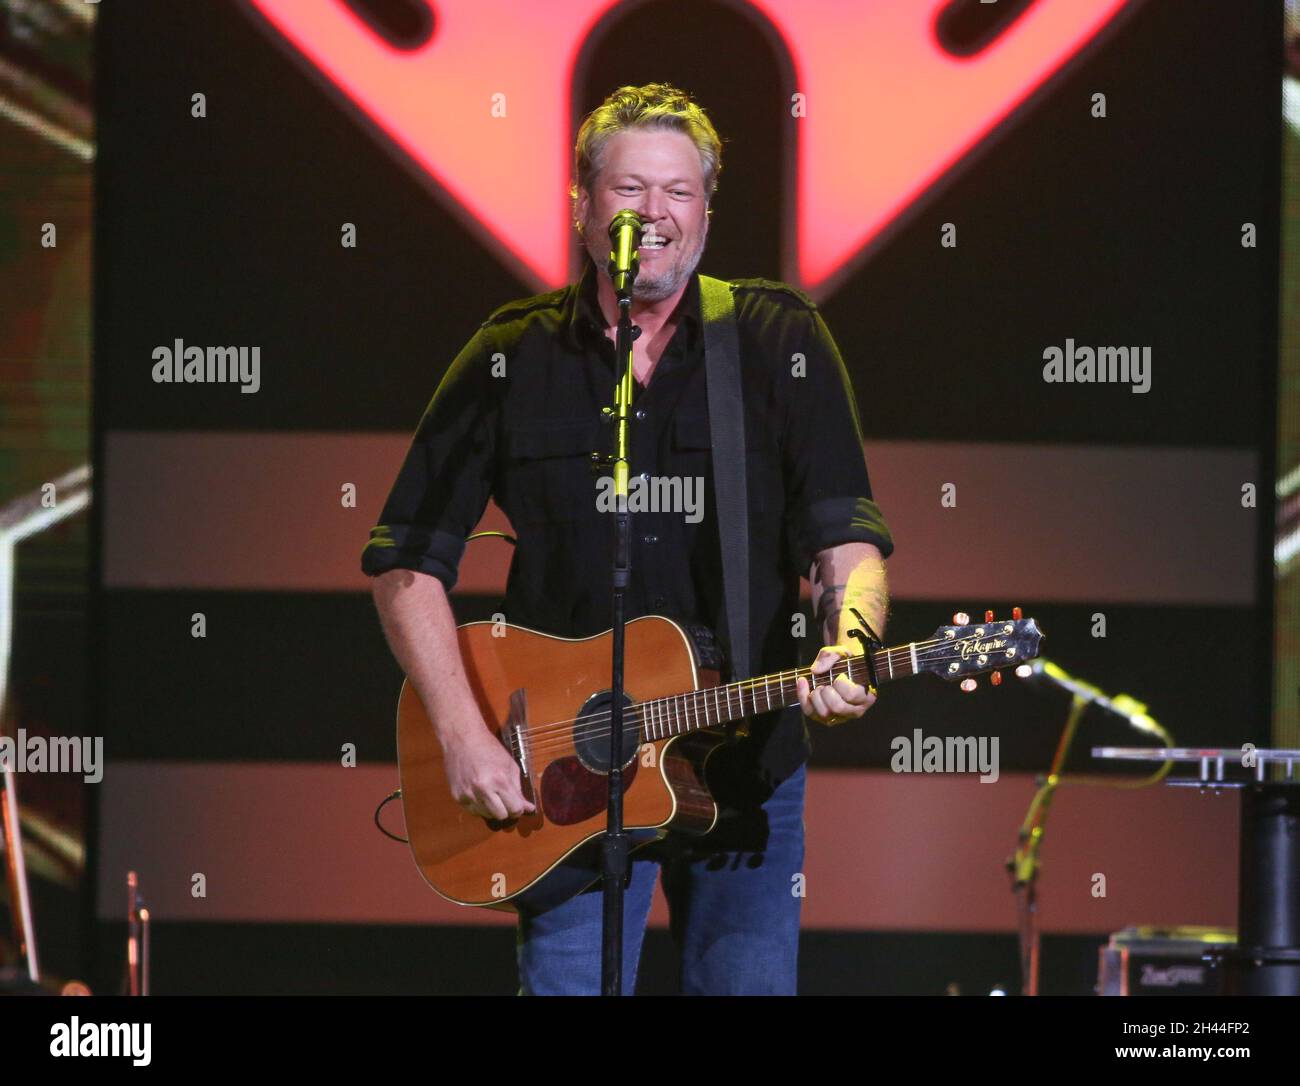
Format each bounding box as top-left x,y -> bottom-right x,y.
502,418 -> 605,527
672,410 -> 770,513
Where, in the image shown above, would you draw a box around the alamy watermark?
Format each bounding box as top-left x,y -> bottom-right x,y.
890,728 -> 999,783
50,1018 -> 150,1066
152,339 -> 260,393
1042,339 -> 1151,394
595,474 -> 703,523
0,729 -> 103,783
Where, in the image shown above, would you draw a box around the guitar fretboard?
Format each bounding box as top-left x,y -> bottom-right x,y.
631,644 -> 919,740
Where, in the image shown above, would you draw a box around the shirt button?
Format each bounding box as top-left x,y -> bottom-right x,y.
635,409 -> 647,420
653,596 -> 666,609
642,534 -> 658,544
639,472 -> 650,481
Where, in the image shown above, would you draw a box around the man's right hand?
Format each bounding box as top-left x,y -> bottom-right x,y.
442,726 -> 536,822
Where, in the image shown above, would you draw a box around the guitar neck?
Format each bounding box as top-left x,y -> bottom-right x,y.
635,644 -> 915,740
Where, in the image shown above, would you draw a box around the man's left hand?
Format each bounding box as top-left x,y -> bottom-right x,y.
796,644 -> 877,727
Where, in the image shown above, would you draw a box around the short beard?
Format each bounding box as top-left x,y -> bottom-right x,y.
579,211 -> 706,303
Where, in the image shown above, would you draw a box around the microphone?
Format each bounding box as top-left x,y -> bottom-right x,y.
607,209 -> 643,298
1019,657 -> 1162,737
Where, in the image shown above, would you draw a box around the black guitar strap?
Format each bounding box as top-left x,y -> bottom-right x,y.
698,274 -> 750,685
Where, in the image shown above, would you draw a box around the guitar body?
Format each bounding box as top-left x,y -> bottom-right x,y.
394,606 -> 1044,915
397,615 -> 724,914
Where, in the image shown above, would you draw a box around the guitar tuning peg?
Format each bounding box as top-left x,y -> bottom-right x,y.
1012,606 -> 1022,621
960,678 -> 977,693
990,670 -> 1002,686
984,609 -> 994,623
953,611 -> 970,625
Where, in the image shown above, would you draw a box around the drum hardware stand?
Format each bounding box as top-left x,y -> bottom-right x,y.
1093,746 -> 1300,995
1007,692 -> 1086,997
1012,658 -> 1173,995
122,870 -> 150,995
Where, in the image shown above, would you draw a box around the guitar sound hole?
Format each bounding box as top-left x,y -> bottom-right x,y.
572,691 -> 643,774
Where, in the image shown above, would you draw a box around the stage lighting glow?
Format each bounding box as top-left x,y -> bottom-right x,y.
242,0 -> 1131,295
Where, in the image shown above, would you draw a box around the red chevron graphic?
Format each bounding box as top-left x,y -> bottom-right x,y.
243,0 -> 1132,297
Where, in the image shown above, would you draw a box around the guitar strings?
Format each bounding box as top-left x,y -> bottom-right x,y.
515,636 -> 1008,758
518,647 -> 895,753
509,634 -> 1024,759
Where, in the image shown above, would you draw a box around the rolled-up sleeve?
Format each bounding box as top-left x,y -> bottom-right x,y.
361,323 -> 501,590
780,305 -> 894,573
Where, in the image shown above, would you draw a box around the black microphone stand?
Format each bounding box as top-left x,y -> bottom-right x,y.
600,212 -> 641,996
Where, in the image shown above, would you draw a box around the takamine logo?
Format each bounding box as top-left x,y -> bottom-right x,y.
239,0 -> 1134,296
1140,963 -> 1205,988
957,636 -> 1007,661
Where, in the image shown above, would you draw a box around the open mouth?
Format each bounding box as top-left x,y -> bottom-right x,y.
639,237 -> 672,254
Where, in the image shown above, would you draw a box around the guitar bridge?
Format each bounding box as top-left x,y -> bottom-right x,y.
503,688 -> 537,804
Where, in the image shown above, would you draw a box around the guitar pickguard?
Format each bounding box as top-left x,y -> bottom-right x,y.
539,754 -> 638,826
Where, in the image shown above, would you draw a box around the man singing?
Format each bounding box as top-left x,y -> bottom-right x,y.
362,83 -> 893,995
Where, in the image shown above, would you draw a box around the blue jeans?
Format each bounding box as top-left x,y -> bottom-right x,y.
516,763 -> 806,995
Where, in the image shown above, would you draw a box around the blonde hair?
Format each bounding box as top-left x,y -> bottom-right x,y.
571,83 -> 722,232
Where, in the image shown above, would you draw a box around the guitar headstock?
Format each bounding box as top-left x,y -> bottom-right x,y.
918,608 -> 1044,689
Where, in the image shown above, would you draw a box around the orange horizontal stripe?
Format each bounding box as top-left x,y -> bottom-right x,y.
95,762 -> 1236,931
103,431 -> 1256,604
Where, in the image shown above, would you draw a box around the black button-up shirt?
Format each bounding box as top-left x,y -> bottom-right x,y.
362,261 -> 893,798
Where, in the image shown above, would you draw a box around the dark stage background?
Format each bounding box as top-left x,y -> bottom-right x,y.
87,0 -> 1280,995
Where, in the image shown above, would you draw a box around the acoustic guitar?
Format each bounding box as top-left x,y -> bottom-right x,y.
397,611 -> 1043,913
